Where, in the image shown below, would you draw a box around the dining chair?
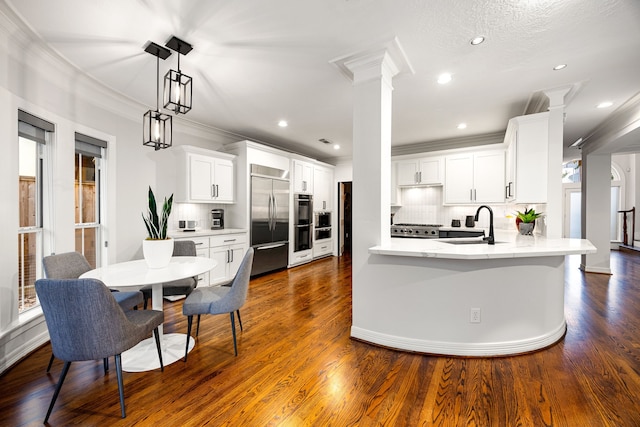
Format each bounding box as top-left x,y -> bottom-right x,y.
182,248 -> 254,361
140,240 -> 199,309
35,278 -> 164,422
42,251 -> 144,373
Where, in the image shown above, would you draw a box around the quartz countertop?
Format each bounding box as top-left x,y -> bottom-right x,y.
168,228 -> 247,238
369,230 -> 596,260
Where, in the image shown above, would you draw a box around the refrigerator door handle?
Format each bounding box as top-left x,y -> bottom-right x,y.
267,194 -> 273,231
256,243 -> 287,250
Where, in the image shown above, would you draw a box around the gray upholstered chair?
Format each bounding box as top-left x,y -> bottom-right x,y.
140,240 -> 198,309
182,248 -> 254,361
35,278 -> 164,422
42,251 -> 144,373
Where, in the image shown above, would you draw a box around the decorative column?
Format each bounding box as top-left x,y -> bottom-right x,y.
580,151 -> 612,274
330,38 -> 413,332
543,87 -> 570,238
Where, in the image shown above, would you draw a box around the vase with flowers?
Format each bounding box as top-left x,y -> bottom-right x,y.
142,186 -> 174,268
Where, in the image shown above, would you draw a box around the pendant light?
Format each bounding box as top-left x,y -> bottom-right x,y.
163,36 -> 193,114
143,42 -> 173,151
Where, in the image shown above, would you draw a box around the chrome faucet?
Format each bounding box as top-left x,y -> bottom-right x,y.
474,205 -> 495,245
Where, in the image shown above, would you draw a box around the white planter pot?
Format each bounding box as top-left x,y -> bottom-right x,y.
142,238 -> 174,269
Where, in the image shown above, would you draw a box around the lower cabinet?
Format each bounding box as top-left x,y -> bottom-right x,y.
175,232 -> 247,287
290,249 -> 313,266
209,234 -> 248,285
313,239 -> 333,259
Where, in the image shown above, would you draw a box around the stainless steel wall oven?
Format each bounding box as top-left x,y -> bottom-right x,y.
294,193 -> 313,252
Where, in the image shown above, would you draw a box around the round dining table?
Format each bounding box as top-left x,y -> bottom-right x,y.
80,256 -> 216,372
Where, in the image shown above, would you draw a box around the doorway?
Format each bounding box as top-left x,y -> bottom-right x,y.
338,182 -> 352,256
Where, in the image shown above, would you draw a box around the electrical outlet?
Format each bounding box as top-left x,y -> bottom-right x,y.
470,308 -> 481,323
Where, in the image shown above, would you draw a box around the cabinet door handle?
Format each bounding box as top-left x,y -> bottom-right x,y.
474,189 -> 477,201
224,239 -> 236,243
195,242 -> 204,246
230,249 -> 234,263
470,189 -> 473,201
419,171 -> 422,183
211,184 -> 215,198
323,201 -> 326,210
415,171 -> 419,184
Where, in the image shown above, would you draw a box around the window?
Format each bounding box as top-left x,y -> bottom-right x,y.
74,133 -> 106,268
17,110 -> 54,313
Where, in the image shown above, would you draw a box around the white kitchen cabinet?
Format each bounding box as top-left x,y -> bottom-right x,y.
188,153 -> 235,203
208,233 -> 248,285
396,156 -> 443,186
444,151 -> 505,204
504,112 -> 549,203
293,159 -> 314,194
173,236 -> 211,286
313,165 -> 333,211
313,239 -> 333,259
290,248 -> 313,266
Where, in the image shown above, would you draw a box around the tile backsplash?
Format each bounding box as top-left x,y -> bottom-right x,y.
392,187 -> 545,232
171,202 -> 226,230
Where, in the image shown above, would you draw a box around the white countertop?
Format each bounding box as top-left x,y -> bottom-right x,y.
369,230 -> 596,260
169,228 -> 247,238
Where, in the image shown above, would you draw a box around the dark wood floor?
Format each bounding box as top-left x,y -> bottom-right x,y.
2,251 -> 640,426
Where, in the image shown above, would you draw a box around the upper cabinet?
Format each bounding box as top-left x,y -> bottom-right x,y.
444,151 -> 505,204
504,112 -> 549,204
188,154 -> 234,202
313,165 -> 333,211
396,156 -> 443,186
173,146 -> 236,203
293,159 -> 314,194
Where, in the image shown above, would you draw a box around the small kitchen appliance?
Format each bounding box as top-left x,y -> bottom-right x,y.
211,209 -> 224,229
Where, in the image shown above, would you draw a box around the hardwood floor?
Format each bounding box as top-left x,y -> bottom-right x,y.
1,251 -> 640,426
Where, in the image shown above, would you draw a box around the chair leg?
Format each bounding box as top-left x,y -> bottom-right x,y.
230,312 -> 238,356
46,353 -> 55,373
44,361 -> 71,423
196,314 -> 201,337
143,297 -> 149,310
153,328 -> 164,371
236,310 -> 243,332
103,357 -> 109,374
114,354 -> 126,418
185,316 -> 193,362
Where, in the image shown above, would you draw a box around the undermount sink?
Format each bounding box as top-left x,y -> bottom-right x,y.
440,239 -> 505,245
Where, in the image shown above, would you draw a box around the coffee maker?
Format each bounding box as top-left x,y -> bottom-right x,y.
211,209 -> 224,229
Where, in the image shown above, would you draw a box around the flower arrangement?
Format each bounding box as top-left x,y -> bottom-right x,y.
142,186 -> 173,240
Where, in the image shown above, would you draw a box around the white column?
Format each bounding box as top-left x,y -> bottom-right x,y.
544,88 -> 570,238
580,152 -> 612,274
331,40 -> 412,333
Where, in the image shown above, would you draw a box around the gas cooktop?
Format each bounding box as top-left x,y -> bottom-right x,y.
391,223 -> 443,238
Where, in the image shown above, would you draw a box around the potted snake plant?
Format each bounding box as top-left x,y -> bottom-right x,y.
142,186 -> 174,268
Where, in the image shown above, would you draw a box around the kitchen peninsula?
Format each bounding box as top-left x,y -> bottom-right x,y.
354,231 -> 596,357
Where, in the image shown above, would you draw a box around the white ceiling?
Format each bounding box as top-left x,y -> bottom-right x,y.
5,0 -> 640,162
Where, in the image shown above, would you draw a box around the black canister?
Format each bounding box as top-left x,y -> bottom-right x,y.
465,215 -> 475,227
451,219 -> 461,227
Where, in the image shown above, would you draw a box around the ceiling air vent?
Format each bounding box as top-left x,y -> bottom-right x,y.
319,138 -> 332,144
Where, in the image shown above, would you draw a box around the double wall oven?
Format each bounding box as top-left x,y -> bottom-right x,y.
294,193 -> 313,252
314,211 -> 332,240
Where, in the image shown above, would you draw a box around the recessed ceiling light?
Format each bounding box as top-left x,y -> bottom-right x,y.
457,123 -> 467,129
333,144 -> 340,150
597,101 -> 613,109
553,64 -> 567,70
437,73 -> 452,84
470,36 -> 485,46
278,120 -> 288,127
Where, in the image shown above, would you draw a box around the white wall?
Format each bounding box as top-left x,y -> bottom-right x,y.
0,9 -> 238,373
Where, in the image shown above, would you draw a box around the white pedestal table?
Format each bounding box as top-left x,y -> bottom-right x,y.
80,256 -> 216,372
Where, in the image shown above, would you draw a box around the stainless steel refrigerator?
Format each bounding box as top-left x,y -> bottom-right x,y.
250,164 -> 290,276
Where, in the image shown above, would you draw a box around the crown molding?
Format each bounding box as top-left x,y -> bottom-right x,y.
391,131 -> 505,157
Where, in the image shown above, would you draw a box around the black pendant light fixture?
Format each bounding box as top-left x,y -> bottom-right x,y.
163,36 -> 193,114
143,42 -> 173,151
